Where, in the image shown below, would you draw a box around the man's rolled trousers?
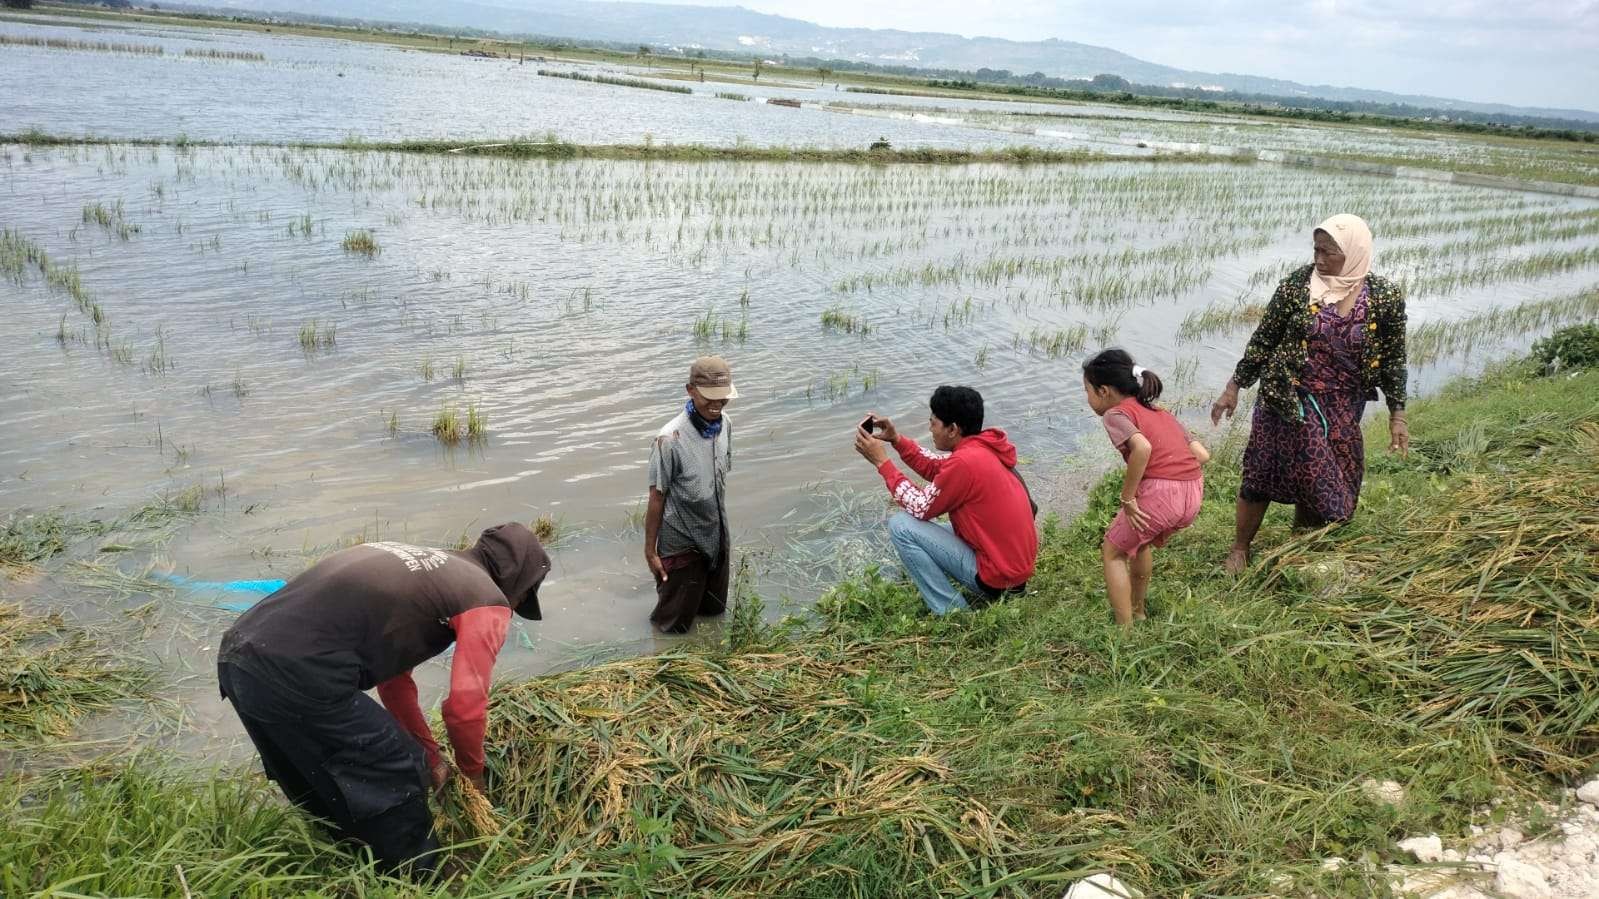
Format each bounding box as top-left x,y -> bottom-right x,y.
217,523 -> 550,875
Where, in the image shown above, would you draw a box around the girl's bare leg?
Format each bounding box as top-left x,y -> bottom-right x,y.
1131,545 -> 1154,620
1101,539 -> 1134,627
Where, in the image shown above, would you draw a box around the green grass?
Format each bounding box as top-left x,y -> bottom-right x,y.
1,357 -> 1594,895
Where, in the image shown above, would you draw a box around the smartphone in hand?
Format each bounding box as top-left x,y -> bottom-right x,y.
860,415 -> 878,434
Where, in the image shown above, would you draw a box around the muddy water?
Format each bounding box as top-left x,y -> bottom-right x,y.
3,141 -> 1597,759
0,13 -> 1089,149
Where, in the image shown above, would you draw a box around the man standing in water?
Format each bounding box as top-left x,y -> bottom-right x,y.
854,386 -> 1038,615
644,356 -> 736,633
217,523 -> 551,876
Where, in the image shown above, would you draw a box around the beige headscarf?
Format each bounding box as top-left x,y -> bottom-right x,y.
1309,213 -> 1373,309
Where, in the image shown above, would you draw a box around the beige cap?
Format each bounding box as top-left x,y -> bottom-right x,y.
689,356 -> 738,400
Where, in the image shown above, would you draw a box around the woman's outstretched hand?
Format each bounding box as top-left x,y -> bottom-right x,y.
1210,381 -> 1240,426
1388,413 -> 1410,457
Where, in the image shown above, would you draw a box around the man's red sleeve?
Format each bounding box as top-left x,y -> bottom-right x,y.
877,454 -> 968,521
375,672 -> 441,769
892,434 -> 949,480
441,605 -> 511,778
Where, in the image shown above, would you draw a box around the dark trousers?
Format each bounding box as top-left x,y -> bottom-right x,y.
217,660 -> 439,876
650,547 -> 729,634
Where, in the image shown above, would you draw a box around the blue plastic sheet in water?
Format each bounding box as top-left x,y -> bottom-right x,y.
153,573 -> 286,612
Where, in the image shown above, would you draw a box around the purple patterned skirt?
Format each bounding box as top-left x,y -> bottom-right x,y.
1239,390 -> 1367,522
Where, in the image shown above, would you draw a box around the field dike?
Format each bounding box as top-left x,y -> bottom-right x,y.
2,354 -> 1596,896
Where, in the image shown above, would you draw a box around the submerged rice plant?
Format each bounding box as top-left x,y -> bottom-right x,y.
1407,287 -> 1599,366
820,306 -> 871,335
1176,298 -> 1266,342
340,228 -> 380,256
432,406 -> 462,443
183,48 -> 266,62
536,69 -> 692,94
297,319 -> 337,351
0,35 -> 164,55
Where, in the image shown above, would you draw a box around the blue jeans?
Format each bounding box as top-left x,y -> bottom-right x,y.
887,512 -> 979,616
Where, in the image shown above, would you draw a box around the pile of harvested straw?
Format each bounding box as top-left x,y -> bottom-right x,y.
472,649 -> 1127,895
1261,423 -> 1599,772
0,603 -> 152,742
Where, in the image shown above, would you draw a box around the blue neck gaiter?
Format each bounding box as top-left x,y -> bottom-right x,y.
685,398 -> 722,439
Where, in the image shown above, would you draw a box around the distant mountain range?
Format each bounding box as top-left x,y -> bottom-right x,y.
199,0 -> 1599,122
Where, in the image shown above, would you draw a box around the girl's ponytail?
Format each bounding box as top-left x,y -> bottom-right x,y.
1133,366 -> 1164,408
1083,348 -> 1162,408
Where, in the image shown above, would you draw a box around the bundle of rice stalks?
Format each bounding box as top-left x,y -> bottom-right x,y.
435,774 -> 511,844
481,649 -> 1129,896
1259,423 -> 1599,772
0,603 -> 153,743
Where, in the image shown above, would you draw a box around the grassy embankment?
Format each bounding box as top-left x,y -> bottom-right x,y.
2,349 -> 1596,896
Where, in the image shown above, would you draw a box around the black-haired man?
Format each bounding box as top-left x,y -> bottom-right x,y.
218,523 -> 551,875
854,386 -> 1038,614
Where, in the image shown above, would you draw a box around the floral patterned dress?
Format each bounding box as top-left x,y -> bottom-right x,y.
1239,288 -> 1372,522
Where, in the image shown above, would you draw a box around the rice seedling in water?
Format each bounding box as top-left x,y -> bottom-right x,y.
535,69 -> 692,94
0,35 -> 165,55
820,306 -> 871,334
183,48 -> 267,62
1176,298 -> 1266,342
384,409 -> 399,436
432,406 -> 462,443
341,228 -> 380,256
715,92 -> 750,101
1407,287 -> 1599,366
452,356 -> 467,381
1016,323 -> 1088,358
142,326 -> 172,374
531,513 -> 560,544
297,319 -> 336,351
466,404 -> 487,442
419,357 -> 436,380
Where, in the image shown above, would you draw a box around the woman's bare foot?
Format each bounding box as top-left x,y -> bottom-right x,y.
1223,545 -> 1251,575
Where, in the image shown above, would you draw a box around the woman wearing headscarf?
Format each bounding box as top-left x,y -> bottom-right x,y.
1210,214 -> 1408,573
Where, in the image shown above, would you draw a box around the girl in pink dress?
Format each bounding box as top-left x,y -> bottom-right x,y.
1083,349 -> 1211,626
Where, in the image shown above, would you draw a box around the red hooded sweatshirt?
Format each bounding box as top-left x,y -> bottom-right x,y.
876,429 -> 1038,589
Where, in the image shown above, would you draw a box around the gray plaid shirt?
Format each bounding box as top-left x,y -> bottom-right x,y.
648,409 -> 732,562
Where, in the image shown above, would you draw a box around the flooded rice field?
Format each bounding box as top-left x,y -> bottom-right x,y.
0,13 -> 1059,149
4,12 -> 1599,759
8,10 -> 1599,189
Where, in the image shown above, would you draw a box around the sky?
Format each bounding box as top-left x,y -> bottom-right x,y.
634,0 -> 1599,111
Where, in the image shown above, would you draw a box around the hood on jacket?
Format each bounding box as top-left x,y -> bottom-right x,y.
960,428 -> 1018,468
467,523 -> 551,620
